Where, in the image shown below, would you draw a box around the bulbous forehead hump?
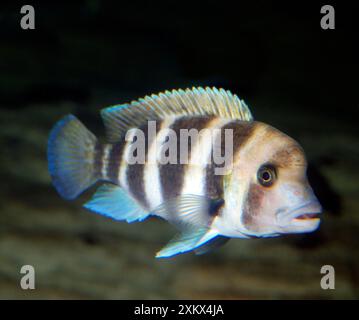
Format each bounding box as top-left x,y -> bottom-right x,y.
254,122 -> 307,168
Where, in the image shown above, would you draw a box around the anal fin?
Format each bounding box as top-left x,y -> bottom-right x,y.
84,184 -> 149,223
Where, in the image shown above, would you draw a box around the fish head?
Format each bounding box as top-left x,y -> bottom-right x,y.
233,122 -> 322,237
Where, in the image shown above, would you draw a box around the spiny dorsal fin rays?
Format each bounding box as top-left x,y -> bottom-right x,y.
101,86 -> 254,143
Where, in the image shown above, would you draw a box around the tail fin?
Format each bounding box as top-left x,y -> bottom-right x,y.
47,114 -> 100,200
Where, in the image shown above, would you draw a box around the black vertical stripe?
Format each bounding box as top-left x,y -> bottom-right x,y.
107,142 -> 126,184
126,120 -> 162,209
205,120 -> 256,199
160,116 -> 215,201
93,142 -> 103,179
205,163 -> 224,199
241,182 -> 264,232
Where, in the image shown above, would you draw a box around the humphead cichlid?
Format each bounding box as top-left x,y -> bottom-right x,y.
47,87 -> 322,258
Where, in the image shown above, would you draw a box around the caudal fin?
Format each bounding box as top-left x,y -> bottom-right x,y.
47,114 -> 100,200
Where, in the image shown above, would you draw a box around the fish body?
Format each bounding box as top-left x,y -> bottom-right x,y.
48,87 -> 322,258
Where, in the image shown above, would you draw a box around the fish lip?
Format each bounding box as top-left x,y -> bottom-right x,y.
291,201 -> 322,222
277,200 -> 322,225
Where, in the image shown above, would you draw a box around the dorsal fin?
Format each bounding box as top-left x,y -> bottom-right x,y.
101,87 -> 253,143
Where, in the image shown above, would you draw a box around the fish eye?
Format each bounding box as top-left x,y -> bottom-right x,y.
257,164 -> 276,187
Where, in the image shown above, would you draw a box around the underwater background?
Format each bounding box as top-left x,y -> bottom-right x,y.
0,1 -> 358,299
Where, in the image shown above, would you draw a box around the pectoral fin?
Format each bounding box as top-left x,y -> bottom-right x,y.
153,194 -> 224,228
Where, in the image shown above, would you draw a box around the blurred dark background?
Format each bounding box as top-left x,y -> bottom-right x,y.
0,0 -> 358,299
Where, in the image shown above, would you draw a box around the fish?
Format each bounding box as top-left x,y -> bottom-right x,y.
47,87 -> 322,258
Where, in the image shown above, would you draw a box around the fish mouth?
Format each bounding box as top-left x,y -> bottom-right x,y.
293,212 -> 320,221
290,201 -> 322,222
277,200 -> 322,233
